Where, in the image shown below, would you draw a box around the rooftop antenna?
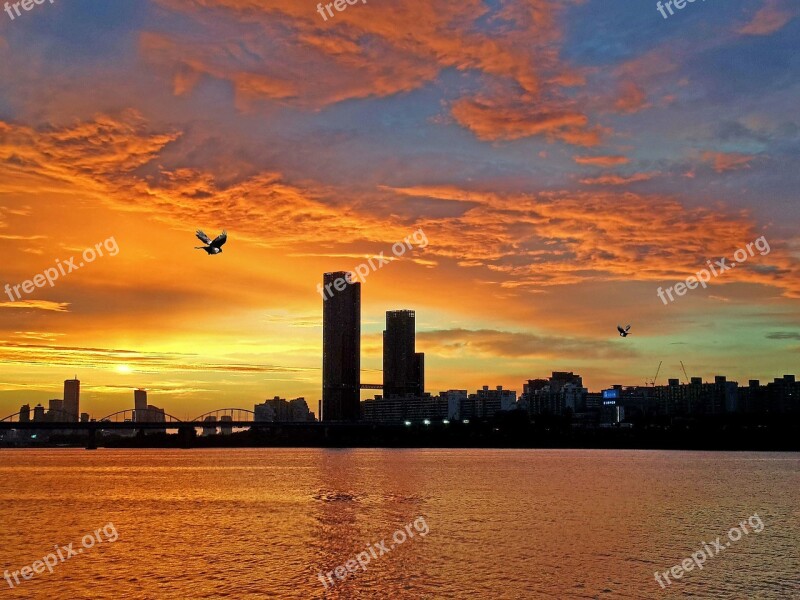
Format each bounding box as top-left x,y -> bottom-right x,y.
680,361 -> 690,384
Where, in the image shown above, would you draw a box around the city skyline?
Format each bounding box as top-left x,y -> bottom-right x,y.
4,366 -> 797,424
1,277 -> 799,417
1,0 -> 799,419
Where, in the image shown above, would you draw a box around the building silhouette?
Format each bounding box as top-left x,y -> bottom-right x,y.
383,310 -> 424,398
47,399 -> 64,421
462,386 -> 517,419
63,378 -> 80,422
322,272 -> 361,421
254,396 -> 313,422
134,389 -> 148,421
520,372 -> 587,416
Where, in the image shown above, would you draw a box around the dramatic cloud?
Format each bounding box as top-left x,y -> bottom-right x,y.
143,0 -> 603,145
391,185 -> 800,296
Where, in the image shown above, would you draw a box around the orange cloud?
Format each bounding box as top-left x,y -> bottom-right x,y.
579,173 -> 658,186
451,96 -> 604,146
738,0 -> 794,35
700,151 -> 756,173
390,185 -> 800,297
0,301 -> 70,312
573,155 -> 629,167
141,0 -> 603,145
613,81 -> 649,114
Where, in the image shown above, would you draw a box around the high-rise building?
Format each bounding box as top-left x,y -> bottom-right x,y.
383,310 -> 420,398
19,404 -> 31,423
33,404 -> 45,422
322,272 -> 361,421
134,389 -> 148,421
47,399 -> 64,421
63,378 -> 80,422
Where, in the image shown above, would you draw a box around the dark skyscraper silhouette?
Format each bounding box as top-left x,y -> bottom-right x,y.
63,377 -> 80,422
383,310 -> 424,398
134,389 -> 147,421
322,272 -> 361,421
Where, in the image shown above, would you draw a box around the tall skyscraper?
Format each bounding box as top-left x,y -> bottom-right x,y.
134,389 -> 147,421
322,271 -> 361,421
383,310 -> 420,398
63,378 -> 80,422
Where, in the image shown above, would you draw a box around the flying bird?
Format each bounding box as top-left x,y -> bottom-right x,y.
195,230 -> 227,255
617,324 -> 631,337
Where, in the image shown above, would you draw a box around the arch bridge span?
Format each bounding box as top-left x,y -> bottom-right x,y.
190,408 -> 255,422
97,409 -> 184,424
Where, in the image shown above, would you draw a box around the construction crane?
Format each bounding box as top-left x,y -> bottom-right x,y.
680,361 -> 690,384
646,361 -> 663,387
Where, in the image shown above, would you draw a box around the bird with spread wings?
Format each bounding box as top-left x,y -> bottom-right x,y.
195,230 -> 227,255
617,324 -> 631,337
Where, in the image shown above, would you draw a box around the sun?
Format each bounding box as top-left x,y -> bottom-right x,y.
115,364 -> 133,374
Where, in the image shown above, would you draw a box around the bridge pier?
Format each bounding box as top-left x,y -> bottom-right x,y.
178,425 -> 196,449
86,425 -> 97,450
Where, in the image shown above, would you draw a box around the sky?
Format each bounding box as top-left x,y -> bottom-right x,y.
0,0 -> 798,420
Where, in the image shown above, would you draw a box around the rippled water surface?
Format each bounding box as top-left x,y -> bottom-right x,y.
0,449 -> 797,599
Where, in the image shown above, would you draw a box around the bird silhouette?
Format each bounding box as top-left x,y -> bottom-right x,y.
195,230 -> 227,255
617,324 -> 631,337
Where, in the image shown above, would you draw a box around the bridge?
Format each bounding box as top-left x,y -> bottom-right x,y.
190,408 -> 255,422
0,407 -> 292,449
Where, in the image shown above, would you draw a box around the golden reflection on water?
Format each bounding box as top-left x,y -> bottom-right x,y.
0,449 -> 797,599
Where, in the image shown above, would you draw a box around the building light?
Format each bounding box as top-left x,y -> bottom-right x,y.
443,419 -> 450,424
404,420 -> 412,426
423,419 -> 431,425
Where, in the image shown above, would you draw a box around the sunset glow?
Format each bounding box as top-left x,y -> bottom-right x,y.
0,0 -> 798,420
